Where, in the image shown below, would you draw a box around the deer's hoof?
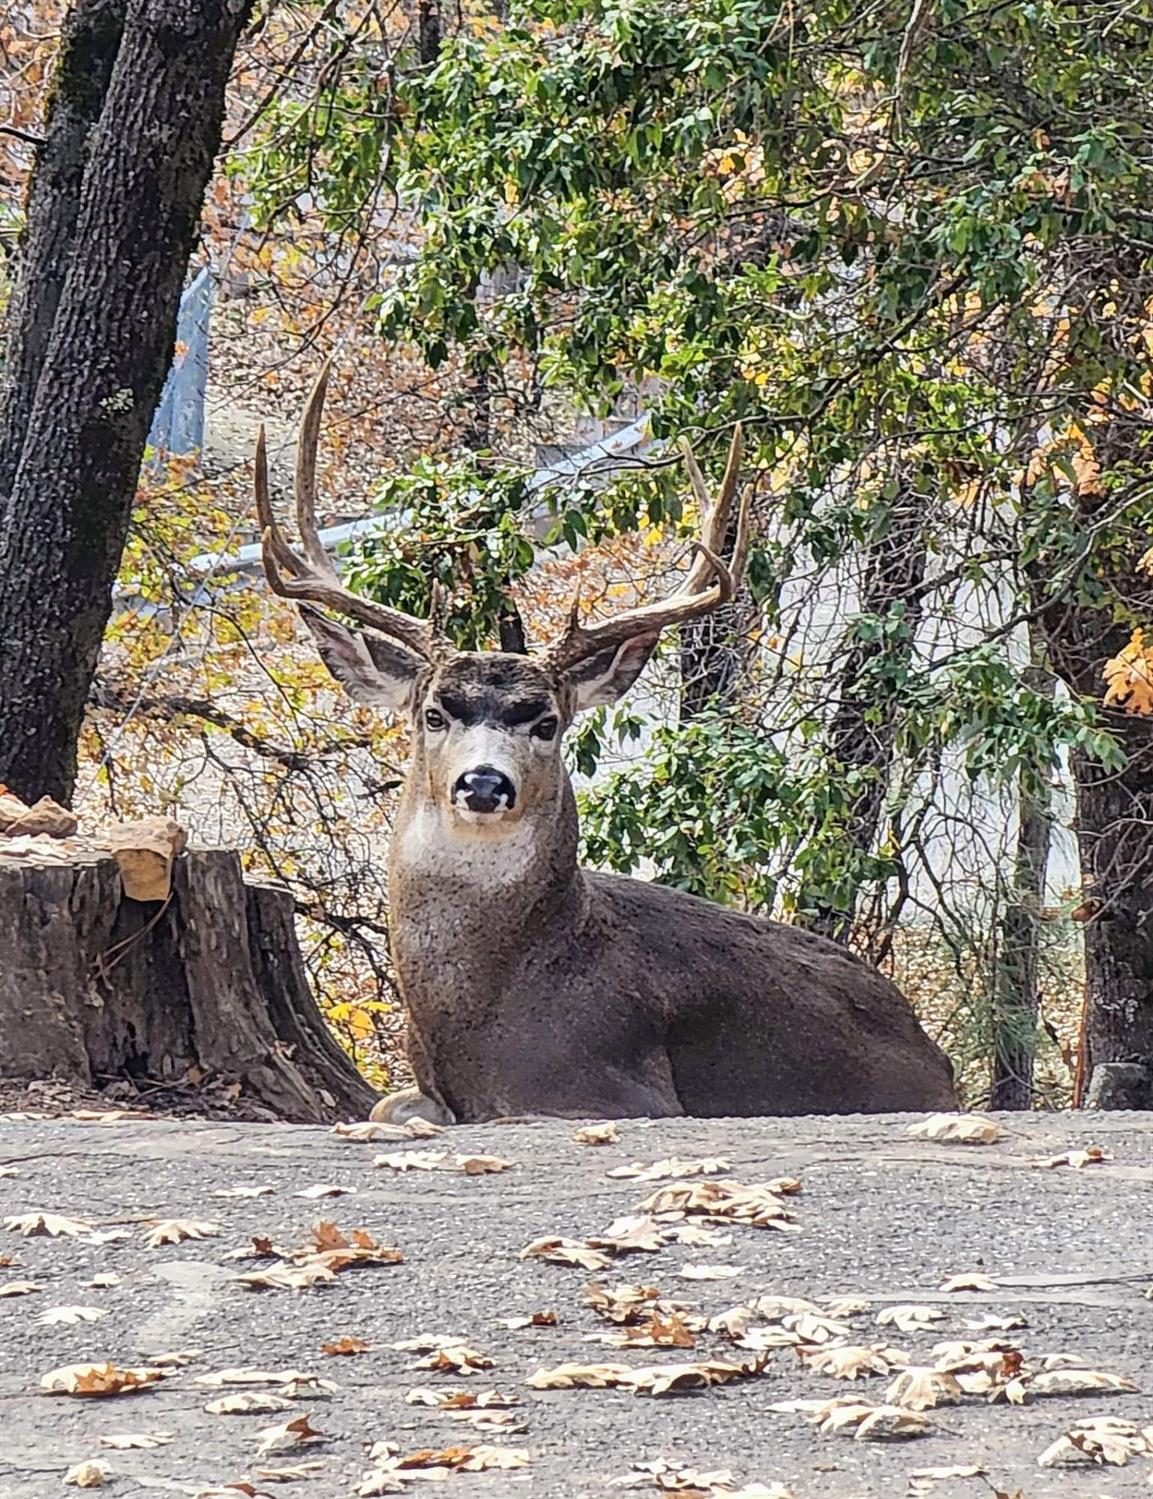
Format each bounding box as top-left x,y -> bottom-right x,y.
369,1086 -> 457,1127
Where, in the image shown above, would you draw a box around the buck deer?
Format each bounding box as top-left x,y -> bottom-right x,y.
255,371 -> 956,1124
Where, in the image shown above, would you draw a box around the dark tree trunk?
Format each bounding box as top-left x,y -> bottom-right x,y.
0,0 -> 252,806
990,668 -> 1055,1110
0,846 -> 377,1121
679,600 -> 751,721
679,479 -> 757,721
1070,736 -> 1153,1097
417,0 -> 441,65
0,0 -> 126,501
1040,584 -> 1153,1106
805,479 -> 926,943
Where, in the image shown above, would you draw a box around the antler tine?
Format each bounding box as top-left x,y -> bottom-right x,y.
544,424 -> 750,671
294,360 -> 341,584
255,379 -> 443,662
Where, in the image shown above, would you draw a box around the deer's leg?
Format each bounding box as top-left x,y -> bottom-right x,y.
369,1086 -> 457,1127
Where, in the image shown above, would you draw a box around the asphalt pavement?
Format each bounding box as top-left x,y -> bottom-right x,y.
0,1109 -> 1150,1499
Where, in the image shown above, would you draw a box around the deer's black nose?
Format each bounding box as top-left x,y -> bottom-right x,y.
453,765 -> 516,814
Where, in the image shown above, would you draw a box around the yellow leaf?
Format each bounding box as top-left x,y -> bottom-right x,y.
1103,629 -> 1153,715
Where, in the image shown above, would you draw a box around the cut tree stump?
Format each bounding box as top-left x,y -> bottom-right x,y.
0,845 -> 378,1122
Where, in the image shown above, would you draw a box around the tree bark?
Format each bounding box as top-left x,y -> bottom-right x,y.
0,0 -> 126,502
990,669 -> 1055,1110
1040,584 -> 1153,1103
0,846 -> 378,1121
0,0 -> 252,806
805,478 -> 926,943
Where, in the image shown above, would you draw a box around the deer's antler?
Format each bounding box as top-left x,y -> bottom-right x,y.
255,362 -> 444,662
542,424 -> 751,671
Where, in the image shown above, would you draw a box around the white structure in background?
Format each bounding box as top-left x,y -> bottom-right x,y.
130,277 -> 1078,908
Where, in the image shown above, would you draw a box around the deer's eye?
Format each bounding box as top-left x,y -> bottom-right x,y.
424,708 -> 447,731
531,716 -> 559,742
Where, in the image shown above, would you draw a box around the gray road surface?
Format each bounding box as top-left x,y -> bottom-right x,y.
0,1111 -> 1150,1499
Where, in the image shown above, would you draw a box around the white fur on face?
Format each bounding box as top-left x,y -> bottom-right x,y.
396,802 -> 539,884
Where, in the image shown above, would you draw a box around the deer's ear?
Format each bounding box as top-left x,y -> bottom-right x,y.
299,604 -> 423,712
563,632 -> 660,712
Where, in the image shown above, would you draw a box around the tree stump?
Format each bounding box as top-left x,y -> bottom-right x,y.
0,845 -> 378,1122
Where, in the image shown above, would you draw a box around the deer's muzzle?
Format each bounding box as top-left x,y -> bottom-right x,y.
452,765 -> 516,815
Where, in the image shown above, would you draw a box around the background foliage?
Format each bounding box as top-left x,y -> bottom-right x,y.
6,0 -> 1153,1105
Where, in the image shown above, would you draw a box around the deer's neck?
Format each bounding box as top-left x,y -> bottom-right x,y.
388,773 -> 583,994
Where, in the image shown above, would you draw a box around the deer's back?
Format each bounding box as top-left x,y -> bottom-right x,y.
568,870 -> 956,1114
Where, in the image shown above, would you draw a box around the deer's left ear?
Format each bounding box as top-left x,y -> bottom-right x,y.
563,633 -> 660,712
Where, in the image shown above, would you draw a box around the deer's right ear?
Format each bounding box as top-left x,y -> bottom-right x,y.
298,604 -> 422,712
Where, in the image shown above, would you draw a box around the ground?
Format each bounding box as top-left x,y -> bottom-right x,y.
0,1110 -> 1150,1499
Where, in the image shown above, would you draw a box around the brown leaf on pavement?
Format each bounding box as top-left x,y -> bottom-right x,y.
41,1362 -> 167,1397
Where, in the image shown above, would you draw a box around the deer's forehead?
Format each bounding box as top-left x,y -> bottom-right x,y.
426,655 -> 557,728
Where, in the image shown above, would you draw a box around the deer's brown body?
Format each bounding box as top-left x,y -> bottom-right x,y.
256,371 -> 957,1124
390,754 -> 955,1121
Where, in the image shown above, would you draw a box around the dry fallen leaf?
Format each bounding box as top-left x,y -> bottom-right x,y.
413,1345 -> 494,1376
592,1214 -> 669,1255
253,1463 -> 328,1482
525,1361 -> 635,1390
593,1312 -> 696,1350
5,1211 -> 92,1237
254,1414 -> 327,1457
1019,1367 -> 1139,1400
528,1356 -> 765,1397
41,1362 -> 167,1397
520,1236 -> 612,1272
1038,1415 -> 1151,1467
372,1149 -> 512,1175
585,1283 -> 668,1324
144,1218 -> 220,1248
669,1224 -> 733,1249
636,1178 -> 799,1230
906,1466 -> 986,1495
679,1264 -> 743,1281
1030,1147 -> 1112,1169
498,1311 -> 557,1330
322,1337 -> 371,1356
236,1264 -> 338,1292
63,1461 -> 109,1488
963,1312 -> 1027,1333
810,1397 -> 933,1440
610,1460 -> 795,1495
797,1344 -> 907,1380
36,1305 -> 108,1327
938,1273 -> 999,1293
99,1431 -> 175,1449
607,1156 -> 732,1182
404,1387 -> 518,1409
205,1392 -> 295,1416
875,1305 -> 947,1333
294,1184 -> 356,1200
886,1366 -> 964,1411
907,1114 -> 1001,1144
357,1442 -> 530,1492
0,1279 -> 42,1297
575,1122 -> 619,1145
781,1310 -> 853,1345
212,1185 -> 277,1199
456,1155 -> 513,1176
276,1374 -> 340,1400
333,1118 -> 444,1142
86,1273 -> 122,1289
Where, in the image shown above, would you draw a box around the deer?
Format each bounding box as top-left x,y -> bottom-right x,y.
254,369 -> 957,1125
